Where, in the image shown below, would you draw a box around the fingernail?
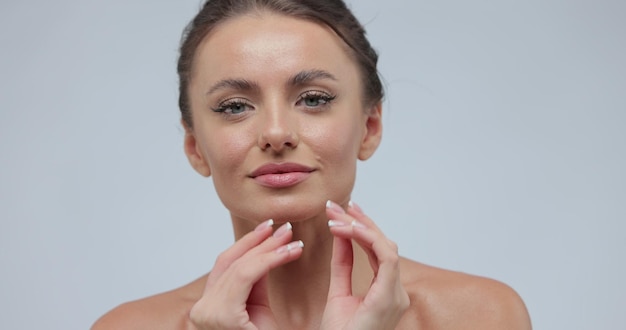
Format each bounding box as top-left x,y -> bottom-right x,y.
326,200 -> 345,214
273,222 -> 292,238
349,200 -> 363,214
255,219 -> 274,232
276,240 -> 304,254
328,219 -> 349,227
351,220 -> 367,229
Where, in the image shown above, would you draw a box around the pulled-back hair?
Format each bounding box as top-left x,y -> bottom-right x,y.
177,0 -> 383,127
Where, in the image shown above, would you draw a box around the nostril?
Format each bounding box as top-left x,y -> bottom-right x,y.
258,131 -> 299,152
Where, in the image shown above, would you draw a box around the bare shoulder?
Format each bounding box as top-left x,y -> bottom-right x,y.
399,258 -> 531,329
91,275 -> 207,330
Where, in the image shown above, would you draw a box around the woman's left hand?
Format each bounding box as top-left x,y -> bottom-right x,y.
320,200 -> 410,330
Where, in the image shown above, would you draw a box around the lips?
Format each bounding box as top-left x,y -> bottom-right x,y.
249,162 -> 314,177
249,162 -> 315,188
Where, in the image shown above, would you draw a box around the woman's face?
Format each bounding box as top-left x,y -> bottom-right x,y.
184,13 -> 382,224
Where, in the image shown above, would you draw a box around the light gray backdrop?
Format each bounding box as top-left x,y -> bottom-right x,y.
1,0 -> 624,329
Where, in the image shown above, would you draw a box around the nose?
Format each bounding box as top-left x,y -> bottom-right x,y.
257,106 -> 299,152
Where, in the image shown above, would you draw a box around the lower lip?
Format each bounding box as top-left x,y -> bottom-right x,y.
253,172 -> 311,188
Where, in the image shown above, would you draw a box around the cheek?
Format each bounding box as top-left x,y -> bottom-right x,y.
202,128 -> 253,173
305,114 -> 363,166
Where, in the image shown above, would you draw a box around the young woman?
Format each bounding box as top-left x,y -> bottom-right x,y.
93,0 -> 531,329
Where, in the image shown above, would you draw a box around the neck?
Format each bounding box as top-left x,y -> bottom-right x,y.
231,212 -> 373,329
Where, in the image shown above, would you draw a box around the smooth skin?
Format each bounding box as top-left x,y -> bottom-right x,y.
93,12 -> 531,330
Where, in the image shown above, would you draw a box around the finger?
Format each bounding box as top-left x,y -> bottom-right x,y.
326,200 -> 402,291
235,222 -> 300,268
327,235 -> 353,299
191,240 -> 303,328
209,219 -> 275,281
247,274 -> 277,328
331,221 -> 408,324
328,200 -> 398,259
326,201 -> 381,271
206,220 -> 295,296
221,239 -> 304,303
328,219 -> 399,285
219,222 -> 299,294
217,221 -> 296,273
328,219 -> 377,271
347,200 -> 383,233
202,238 -> 304,310
327,201 -> 409,326
326,200 -> 383,236
354,227 -> 400,295
247,274 -> 269,307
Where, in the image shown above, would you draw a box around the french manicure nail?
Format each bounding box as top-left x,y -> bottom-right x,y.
326,200 -> 345,214
273,222 -> 292,238
255,219 -> 274,232
349,200 -> 363,213
328,219 -> 349,227
276,240 -> 304,254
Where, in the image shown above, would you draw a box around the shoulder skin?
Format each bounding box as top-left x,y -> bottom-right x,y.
93,263 -> 531,330
399,258 -> 532,329
91,277 -> 205,330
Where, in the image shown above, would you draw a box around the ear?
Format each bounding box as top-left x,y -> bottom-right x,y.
358,102 -> 383,161
182,119 -> 211,177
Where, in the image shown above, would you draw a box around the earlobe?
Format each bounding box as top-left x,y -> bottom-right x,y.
357,102 -> 383,161
182,120 -> 211,177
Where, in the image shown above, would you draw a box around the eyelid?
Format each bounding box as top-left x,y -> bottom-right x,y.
210,97 -> 255,121
211,97 -> 252,111
298,90 -> 333,98
296,90 -> 337,108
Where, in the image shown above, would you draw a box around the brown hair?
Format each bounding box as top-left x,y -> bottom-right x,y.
177,0 -> 383,128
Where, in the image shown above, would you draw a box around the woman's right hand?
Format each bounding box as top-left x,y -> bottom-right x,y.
189,220 -> 303,330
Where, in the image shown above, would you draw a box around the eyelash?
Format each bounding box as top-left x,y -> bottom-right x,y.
296,90 -> 336,110
211,98 -> 253,117
210,90 -> 336,119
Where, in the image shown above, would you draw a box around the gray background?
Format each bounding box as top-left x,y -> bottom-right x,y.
1,0 -> 624,329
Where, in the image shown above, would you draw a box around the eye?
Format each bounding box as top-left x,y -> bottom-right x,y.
212,98 -> 254,118
296,91 -> 336,109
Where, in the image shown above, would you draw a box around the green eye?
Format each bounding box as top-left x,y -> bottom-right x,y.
212,98 -> 252,116
229,103 -> 247,114
304,96 -> 322,107
298,91 -> 336,109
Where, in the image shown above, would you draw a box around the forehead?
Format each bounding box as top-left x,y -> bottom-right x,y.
191,12 -> 360,89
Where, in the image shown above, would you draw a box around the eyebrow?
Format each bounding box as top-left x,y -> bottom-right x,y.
205,69 -> 337,96
206,78 -> 259,96
288,69 -> 338,87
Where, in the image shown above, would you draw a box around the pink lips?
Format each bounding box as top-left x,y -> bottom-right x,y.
249,163 -> 315,188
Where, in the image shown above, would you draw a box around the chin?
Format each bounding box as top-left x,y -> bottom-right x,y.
233,195 -> 327,224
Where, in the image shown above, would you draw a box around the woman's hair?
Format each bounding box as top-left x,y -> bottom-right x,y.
177,0 -> 383,128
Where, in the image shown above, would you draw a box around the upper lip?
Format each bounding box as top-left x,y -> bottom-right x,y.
249,162 -> 315,178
